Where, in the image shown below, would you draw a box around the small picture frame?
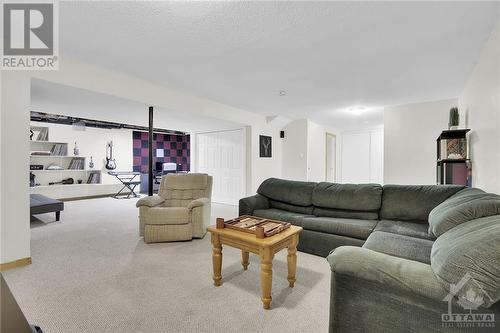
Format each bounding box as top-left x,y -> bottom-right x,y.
259,135 -> 272,158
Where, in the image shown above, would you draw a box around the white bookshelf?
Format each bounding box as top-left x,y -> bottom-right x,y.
29,126 -> 120,200
30,183 -> 121,200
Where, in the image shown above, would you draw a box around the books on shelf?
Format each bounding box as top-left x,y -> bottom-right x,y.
68,158 -> 84,170
87,172 -> 101,184
36,128 -> 49,141
50,143 -> 67,156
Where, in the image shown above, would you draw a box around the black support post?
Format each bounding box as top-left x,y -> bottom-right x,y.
148,106 -> 154,196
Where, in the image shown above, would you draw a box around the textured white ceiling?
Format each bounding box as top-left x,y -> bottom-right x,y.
31,79 -> 243,132
59,1 -> 499,129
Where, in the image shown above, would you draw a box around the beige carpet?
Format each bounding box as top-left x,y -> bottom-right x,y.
4,197 -> 330,333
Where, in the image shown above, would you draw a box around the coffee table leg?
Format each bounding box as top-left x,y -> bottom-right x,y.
241,251 -> 249,271
287,234 -> 299,287
260,247 -> 274,309
211,234 -> 222,286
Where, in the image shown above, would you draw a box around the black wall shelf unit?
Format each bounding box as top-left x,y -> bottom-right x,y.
436,129 -> 471,187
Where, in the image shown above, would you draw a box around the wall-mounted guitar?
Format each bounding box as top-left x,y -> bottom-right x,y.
49,178 -> 74,185
105,141 -> 117,170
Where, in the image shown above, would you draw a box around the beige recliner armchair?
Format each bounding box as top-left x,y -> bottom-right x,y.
136,173 -> 213,243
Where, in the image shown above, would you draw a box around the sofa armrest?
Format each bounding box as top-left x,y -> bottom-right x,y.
327,246 -> 448,302
191,200 -> 211,238
239,194 -> 269,216
136,195 -> 165,208
187,197 -> 210,210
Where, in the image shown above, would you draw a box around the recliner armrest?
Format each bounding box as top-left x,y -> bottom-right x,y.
239,194 -> 269,216
187,197 -> 210,209
327,246 -> 448,302
136,195 -> 165,208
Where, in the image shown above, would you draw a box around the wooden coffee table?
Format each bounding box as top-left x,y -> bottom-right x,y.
207,219 -> 302,309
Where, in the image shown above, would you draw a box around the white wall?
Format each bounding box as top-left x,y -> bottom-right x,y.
30,121 -> 133,185
281,119 -> 341,183
249,124 -> 282,193
307,121 -> 327,182
281,119 -> 308,181
384,99 -> 457,185
458,20 -> 500,194
308,121 -> 343,183
1,72 -> 31,264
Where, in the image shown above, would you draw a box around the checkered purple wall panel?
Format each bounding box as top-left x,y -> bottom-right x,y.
132,131 -> 190,173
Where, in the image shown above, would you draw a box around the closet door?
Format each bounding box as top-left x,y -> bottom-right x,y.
341,130 -> 384,184
369,130 -> 384,184
341,132 -> 370,183
196,129 -> 245,205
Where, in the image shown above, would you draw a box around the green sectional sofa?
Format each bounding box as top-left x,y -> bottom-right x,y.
239,178 -> 500,332
239,178 -> 463,257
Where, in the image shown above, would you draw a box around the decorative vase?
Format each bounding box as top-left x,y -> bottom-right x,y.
448,107 -> 459,130
73,141 -> 79,156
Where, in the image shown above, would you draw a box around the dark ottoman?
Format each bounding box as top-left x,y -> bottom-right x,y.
30,194 -> 64,221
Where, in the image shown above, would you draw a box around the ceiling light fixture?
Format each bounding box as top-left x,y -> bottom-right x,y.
279,90 -> 287,96
346,107 -> 368,116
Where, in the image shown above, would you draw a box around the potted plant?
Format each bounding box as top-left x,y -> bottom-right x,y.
449,107 -> 459,130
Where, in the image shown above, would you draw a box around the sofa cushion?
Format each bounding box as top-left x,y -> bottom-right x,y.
302,217 -> 377,240
431,215 -> 500,308
374,220 -> 434,240
363,231 -> 434,264
253,208 -> 313,227
428,188 -> 500,237
145,207 -> 190,225
300,230 -> 365,257
257,178 -> 316,207
380,185 -> 464,222
269,200 -> 313,215
312,183 -> 382,211
313,207 -> 379,220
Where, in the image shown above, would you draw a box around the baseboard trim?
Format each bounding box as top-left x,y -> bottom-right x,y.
0,257 -> 32,271
61,193 -> 117,202
61,192 -> 142,202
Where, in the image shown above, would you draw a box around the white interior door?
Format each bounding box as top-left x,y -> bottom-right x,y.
341,132 -> 371,183
341,130 -> 384,184
369,130 -> 384,184
326,133 -> 336,182
196,129 -> 245,205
